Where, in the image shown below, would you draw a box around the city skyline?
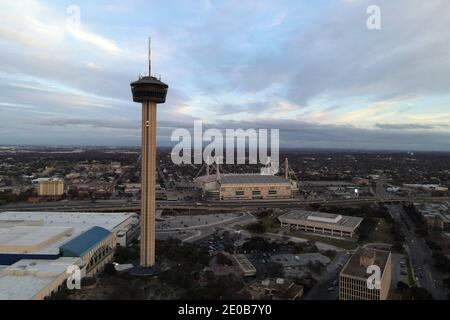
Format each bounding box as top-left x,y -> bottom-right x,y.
1,0 -> 450,151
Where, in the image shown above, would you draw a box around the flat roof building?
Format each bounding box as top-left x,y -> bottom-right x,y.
414,203 -> 450,231
233,254 -> 257,277
339,248 -> 392,300
37,178 -> 64,197
0,257 -> 80,300
278,210 -> 363,238
0,211 -> 139,299
248,278 -> 304,300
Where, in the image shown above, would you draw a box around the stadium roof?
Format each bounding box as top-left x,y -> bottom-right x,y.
220,174 -> 291,185
59,226 -> 110,257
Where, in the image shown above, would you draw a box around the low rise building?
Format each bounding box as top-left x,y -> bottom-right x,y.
233,254 -> 257,277
248,278 -> 303,300
278,210 -> 363,238
403,184 -> 448,193
352,177 -> 369,186
0,211 -> 139,300
414,203 -> 450,231
36,178 -> 64,197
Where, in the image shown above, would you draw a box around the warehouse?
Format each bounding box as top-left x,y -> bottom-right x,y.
219,174 -> 293,200
0,211 -> 138,300
278,210 -> 363,238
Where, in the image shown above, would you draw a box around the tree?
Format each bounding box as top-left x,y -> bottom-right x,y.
443,277 -> 450,289
410,287 -> 433,300
246,222 -> 266,234
114,246 -> 138,264
324,250 -> 336,259
356,218 -> 377,243
307,261 -> 325,273
216,252 -> 233,267
264,262 -> 285,278
242,237 -> 280,253
397,281 -> 410,293
103,263 -> 117,275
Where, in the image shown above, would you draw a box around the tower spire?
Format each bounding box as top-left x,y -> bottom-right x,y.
148,37 -> 152,77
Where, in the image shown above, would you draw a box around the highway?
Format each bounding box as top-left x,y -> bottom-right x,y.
1,196 -> 449,213
375,177 -> 447,299
387,204 -> 447,300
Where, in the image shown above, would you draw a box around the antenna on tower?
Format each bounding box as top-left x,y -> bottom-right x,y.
148,37 -> 152,77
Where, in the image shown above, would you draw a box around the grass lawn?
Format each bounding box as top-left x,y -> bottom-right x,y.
287,230 -> 359,250
258,214 -> 282,233
364,218 -> 394,245
405,254 -> 417,287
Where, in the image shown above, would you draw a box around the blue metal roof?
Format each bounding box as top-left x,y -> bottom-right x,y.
59,226 -> 111,257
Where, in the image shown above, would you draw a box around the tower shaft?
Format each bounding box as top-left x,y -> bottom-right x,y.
140,101 -> 157,267
285,158 -> 289,179
131,39 -> 168,269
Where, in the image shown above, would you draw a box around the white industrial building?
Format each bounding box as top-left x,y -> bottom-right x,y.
0,211 -> 139,300
278,210 -> 363,238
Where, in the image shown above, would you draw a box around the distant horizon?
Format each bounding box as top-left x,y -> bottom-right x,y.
2,143 -> 450,154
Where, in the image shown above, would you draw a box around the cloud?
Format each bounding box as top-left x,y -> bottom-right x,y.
375,123 -> 434,130
36,118 -> 140,130
375,123 -> 450,130
1,0 -> 450,150
13,117 -> 449,151
66,25 -> 122,56
175,0 -> 450,109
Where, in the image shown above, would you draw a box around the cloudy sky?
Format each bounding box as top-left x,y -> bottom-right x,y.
0,0 -> 449,151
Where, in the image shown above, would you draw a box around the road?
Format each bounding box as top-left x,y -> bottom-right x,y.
304,251 -> 350,300
157,212 -> 257,243
156,212 -> 251,232
387,204 -> 447,300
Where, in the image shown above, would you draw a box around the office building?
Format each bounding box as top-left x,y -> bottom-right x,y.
278,209 -> 363,238
339,248 -> 392,300
37,178 -> 64,197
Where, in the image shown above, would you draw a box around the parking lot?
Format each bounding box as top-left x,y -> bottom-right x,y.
391,253 -> 410,287
195,229 -> 241,255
